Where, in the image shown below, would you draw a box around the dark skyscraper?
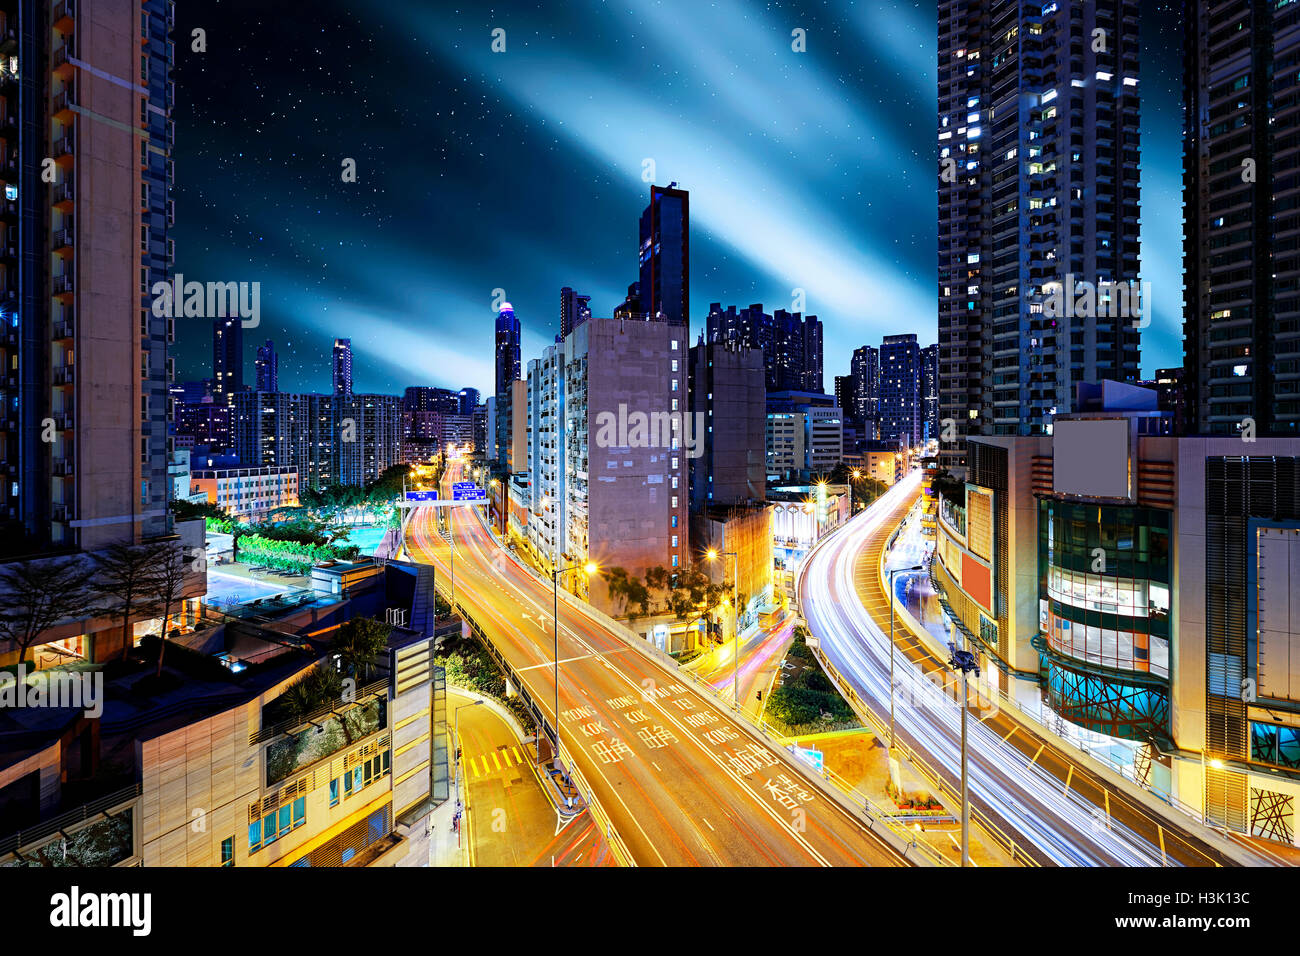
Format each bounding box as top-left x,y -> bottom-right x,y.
458,387 -> 481,416
639,184 -> 690,326
851,345 -> 879,437
332,338 -> 353,397
213,317 -> 244,405
494,303 -> 522,466
706,303 -> 822,393
834,376 -> 855,422
256,339 -> 278,392
1183,2 -> 1300,436
879,333 -> 921,447
921,343 -> 939,442
938,0 -> 1142,470
559,286 -> 592,339
689,340 -> 767,510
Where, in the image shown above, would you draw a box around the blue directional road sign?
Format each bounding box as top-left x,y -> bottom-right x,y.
793,746 -> 824,774
404,490 -> 438,502
452,481 -> 476,491
453,487 -> 487,502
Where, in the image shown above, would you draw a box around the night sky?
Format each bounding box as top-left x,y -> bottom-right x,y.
172,0 -> 1186,398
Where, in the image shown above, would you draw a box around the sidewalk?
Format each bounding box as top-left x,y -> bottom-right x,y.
447,689 -> 607,866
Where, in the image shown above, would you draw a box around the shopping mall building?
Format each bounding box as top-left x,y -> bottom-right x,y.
932,382 -> 1300,843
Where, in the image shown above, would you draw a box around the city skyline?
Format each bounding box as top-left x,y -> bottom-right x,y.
170,1 -> 1187,398
6,0 -> 1300,902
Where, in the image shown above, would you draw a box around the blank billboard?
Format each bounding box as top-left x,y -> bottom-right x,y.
1053,419 -> 1130,499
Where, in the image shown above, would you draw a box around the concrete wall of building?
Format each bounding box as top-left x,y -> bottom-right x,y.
72,0 -> 161,551
574,318 -> 689,614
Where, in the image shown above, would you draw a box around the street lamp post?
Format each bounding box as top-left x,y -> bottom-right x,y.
850,469 -> 861,515
452,699 -> 484,846
947,640 -> 979,868
706,548 -> 740,710
888,564 -> 923,754
549,562 -> 598,762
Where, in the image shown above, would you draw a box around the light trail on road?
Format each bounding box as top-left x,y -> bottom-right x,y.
798,472 -> 1220,867
400,460 -> 915,867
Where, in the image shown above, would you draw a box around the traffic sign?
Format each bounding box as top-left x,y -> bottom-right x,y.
793,746 -> 824,774
404,490 -> 438,501
453,487 -> 487,501
452,481 -> 476,491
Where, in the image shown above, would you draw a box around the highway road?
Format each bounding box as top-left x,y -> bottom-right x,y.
685,611 -> 795,719
798,471 -> 1248,867
402,463 -> 916,867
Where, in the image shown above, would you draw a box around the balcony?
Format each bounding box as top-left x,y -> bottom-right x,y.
51,365 -> 74,386
52,459 -> 74,476
54,130 -> 75,159
53,274 -> 74,296
51,41 -> 75,74
52,319 -> 74,341
52,0 -> 76,31
52,226 -> 74,252
52,86 -> 77,120
53,179 -> 74,207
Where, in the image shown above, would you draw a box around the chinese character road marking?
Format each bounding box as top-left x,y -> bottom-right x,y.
591,738 -> 633,764
637,725 -> 678,749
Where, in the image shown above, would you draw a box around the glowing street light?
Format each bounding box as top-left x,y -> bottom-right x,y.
705,548 -> 741,709
550,562 -> 598,760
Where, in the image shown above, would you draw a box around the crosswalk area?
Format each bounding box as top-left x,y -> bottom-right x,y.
464,744 -> 531,779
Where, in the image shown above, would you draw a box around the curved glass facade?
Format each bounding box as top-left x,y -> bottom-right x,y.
1038,500 -> 1171,676
1038,500 -> 1172,741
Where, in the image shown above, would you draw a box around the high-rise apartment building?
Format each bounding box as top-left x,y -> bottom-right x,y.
526,344 -> 565,569
458,386 -> 480,416
639,184 -> 689,327
850,345 -> 879,435
563,316 -> 689,611
255,339 -> 278,392
688,339 -> 766,510
332,337 -> 353,397
921,342 -> 940,442
213,317 -> 244,406
334,393 -> 403,486
233,392 -> 329,489
1182,1 -> 1300,436
559,286 -> 591,340
494,303 -> 521,467
0,0 -> 175,554
879,334 -> 921,447
233,390 -> 400,489
938,0 -> 1142,470
705,302 -> 823,393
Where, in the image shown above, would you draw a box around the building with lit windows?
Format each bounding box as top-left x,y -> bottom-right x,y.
933,381 -> 1300,844
879,333 -> 921,448
526,343 -> 565,570
1182,1 -> 1300,436
562,316 -> 689,613
937,0 -> 1143,472
190,465 -> 299,522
